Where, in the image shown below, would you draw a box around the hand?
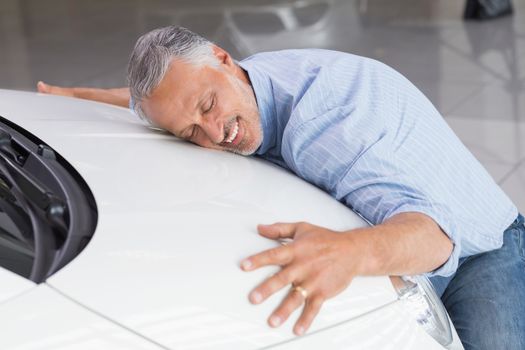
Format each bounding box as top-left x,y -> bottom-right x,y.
37,81 -> 76,97
240,222 -> 362,336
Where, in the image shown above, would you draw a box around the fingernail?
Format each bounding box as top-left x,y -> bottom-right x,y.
270,315 -> 281,327
295,326 -> 305,335
241,259 -> 252,270
250,291 -> 262,304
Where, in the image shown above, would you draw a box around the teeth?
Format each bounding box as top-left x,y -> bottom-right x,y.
225,120 -> 239,143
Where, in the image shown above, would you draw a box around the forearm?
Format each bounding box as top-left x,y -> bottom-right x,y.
349,211 -> 453,276
72,87 -> 130,108
37,81 -> 131,108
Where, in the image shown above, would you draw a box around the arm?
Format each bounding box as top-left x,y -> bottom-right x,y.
240,211 -> 452,335
37,81 -> 130,108
356,211 -> 453,276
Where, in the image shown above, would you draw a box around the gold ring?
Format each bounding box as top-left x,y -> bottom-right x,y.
292,285 -> 309,299
279,239 -> 291,246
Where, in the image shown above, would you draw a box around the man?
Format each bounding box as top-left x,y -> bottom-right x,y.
38,26 -> 524,349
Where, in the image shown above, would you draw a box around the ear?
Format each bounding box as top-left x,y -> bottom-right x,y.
211,45 -> 236,71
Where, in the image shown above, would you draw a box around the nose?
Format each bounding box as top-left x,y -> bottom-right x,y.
200,114 -> 224,144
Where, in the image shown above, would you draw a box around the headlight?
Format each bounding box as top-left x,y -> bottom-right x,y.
390,275 -> 453,347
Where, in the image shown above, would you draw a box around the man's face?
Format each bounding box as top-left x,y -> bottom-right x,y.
142,48 -> 262,156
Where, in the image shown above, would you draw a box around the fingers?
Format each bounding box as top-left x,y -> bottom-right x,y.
249,268 -> 299,304
243,221 -> 345,336
37,81 -> 75,97
294,295 -> 323,335
37,81 -> 50,93
258,222 -> 302,239
241,245 -> 293,271
266,282 -> 324,336
268,284 -> 311,329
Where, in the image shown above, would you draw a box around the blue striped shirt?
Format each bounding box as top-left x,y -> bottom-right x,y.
238,49 -> 517,277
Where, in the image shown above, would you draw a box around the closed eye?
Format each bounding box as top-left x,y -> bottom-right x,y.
204,95 -> 215,113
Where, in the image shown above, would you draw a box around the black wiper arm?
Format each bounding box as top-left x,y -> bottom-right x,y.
0,130 -> 70,282
0,157 -> 52,282
0,130 -> 68,236
0,117 -> 97,284
0,129 -> 26,164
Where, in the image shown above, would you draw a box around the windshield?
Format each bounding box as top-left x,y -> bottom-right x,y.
0,116 -> 97,283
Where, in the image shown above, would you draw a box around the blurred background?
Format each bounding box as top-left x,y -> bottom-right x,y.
0,0 -> 524,212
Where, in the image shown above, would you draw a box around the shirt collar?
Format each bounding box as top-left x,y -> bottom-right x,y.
238,59 -> 277,156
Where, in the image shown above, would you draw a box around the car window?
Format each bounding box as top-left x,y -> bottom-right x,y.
0,116 -> 97,283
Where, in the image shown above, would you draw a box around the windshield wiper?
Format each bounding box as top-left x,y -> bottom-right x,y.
0,117 -> 97,284
0,129 -> 67,282
0,130 -> 68,237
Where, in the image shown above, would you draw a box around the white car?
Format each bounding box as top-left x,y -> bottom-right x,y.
0,89 -> 464,350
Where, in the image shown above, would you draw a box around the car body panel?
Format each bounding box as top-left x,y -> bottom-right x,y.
268,300 -> 445,350
0,90 -> 460,349
0,267 -> 35,304
0,284 -> 164,350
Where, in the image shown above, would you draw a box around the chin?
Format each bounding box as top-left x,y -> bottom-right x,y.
226,140 -> 259,156
227,147 -> 255,156
229,130 -> 262,156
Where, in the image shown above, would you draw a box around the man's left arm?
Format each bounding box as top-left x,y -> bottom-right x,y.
240,211 -> 453,335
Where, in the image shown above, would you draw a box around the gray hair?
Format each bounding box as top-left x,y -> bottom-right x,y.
127,26 -> 218,125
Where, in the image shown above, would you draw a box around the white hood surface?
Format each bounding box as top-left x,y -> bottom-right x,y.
0,90 -> 408,349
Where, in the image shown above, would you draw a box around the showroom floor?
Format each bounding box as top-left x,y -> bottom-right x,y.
1,0 -> 524,213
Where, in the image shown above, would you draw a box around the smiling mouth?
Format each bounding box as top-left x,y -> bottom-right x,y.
223,117 -> 239,144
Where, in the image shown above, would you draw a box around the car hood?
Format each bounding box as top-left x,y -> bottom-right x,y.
0,90 -> 398,349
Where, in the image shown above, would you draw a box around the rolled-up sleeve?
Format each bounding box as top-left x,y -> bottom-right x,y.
337,154 -> 462,277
